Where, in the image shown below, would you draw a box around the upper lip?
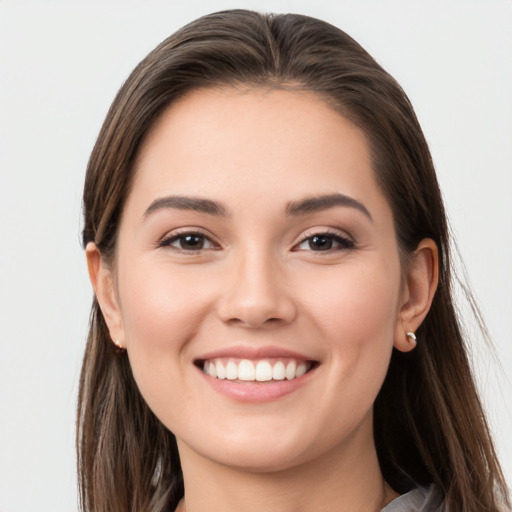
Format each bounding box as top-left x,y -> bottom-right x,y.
195,345 -> 316,363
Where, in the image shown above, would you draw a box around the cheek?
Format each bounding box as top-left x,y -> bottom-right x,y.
299,255 -> 401,383
116,258 -> 215,395
118,259 -> 211,346
303,256 -> 400,331
115,261 -> 218,427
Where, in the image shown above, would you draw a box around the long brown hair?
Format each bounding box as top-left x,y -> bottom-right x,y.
79,9 -> 510,512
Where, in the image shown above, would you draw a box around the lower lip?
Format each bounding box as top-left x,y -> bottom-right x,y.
197,366 -> 316,402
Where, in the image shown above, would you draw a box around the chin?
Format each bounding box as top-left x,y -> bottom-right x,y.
205,443 -> 311,473
174,417 -> 345,475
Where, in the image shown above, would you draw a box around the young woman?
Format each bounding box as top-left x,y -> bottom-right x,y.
78,9 -> 510,512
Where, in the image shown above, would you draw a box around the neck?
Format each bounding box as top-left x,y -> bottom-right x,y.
176,420 -> 398,512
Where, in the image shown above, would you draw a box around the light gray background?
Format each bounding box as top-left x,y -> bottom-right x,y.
1,1 -> 511,511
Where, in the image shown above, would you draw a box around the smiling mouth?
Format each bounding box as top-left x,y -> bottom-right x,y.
197,358 -> 317,382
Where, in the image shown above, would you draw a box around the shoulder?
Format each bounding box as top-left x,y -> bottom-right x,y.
381,484 -> 445,512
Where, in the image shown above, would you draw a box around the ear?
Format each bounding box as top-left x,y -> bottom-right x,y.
85,242 -> 125,348
394,238 -> 439,352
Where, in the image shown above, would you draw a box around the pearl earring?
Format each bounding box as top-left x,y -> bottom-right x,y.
113,339 -> 125,351
406,331 -> 417,348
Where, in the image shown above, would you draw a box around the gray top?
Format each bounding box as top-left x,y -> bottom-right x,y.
381,485 -> 445,512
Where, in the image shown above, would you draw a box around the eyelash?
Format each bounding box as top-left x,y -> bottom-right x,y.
158,229 -> 354,253
158,230 -> 219,252
293,230 -> 355,253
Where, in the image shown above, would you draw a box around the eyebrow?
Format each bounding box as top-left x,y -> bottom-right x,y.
143,193 -> 372,221
143,195 -> 228,218
285,193 -> 372,220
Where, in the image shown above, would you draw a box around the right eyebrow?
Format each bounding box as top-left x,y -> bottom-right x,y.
143,195 -> 228,219
285,193 -> 372,221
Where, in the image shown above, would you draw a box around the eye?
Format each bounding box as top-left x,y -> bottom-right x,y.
294,232 -> 354,252
159,232 -> 217,251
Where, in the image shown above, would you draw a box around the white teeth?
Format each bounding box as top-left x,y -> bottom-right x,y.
296,363 -> 307,377
255,361 -> 272,382
272,361 -> 286,380
226,361 -> 238,380
285,361 -> 296,380
203,358 -> 312,382
208,361 -> 217,378
216,360 -> 226,379
239,359 -> 256,381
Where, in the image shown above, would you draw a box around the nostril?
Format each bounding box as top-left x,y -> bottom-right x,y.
216,273 -> 297,327
226,316 -> 287,328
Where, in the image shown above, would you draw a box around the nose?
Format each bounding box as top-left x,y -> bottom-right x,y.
216,248 -> 297,328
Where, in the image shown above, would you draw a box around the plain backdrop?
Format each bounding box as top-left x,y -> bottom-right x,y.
0,1 -> 511,511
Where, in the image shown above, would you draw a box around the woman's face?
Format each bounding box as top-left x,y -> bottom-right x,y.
102,88 -> 412,471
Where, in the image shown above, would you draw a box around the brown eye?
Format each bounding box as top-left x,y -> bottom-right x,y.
159,232 -> 215,251
295,233 -> 354,252
308,235 -> 334,251
179,234 -> 206,250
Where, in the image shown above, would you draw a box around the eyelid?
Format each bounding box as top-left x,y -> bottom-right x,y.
292,227 -> 355,252
157,227 -> 221,251
156,226 -> 354,252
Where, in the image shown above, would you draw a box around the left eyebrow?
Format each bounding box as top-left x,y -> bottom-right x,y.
285,193 -> 372,221
143,195 -> 228,219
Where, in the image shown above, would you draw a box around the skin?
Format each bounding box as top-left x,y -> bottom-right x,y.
87,87 -> 438,512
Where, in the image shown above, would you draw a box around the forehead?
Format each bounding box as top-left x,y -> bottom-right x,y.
128,87 -> 389,218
